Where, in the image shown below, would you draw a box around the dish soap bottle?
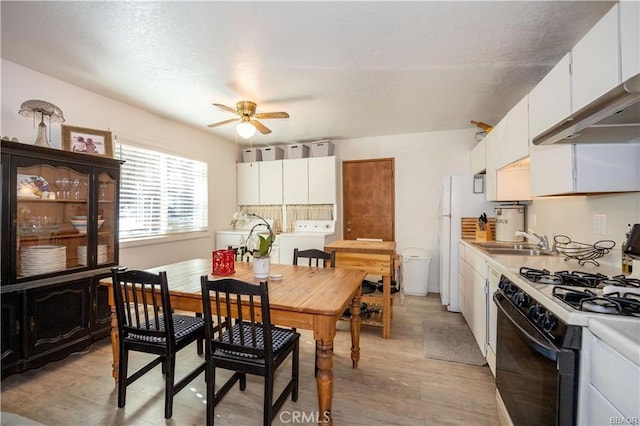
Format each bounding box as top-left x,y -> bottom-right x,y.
622,224 -> 632,274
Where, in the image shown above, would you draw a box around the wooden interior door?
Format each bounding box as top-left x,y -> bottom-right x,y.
342,158 -> 395,241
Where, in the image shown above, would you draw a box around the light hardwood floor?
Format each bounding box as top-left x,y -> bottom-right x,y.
0,294 -> 499,425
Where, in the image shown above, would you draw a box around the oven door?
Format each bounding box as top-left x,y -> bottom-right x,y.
494,292 -> 578,426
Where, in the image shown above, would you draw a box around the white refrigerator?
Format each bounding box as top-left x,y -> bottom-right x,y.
439,175 -> 494,312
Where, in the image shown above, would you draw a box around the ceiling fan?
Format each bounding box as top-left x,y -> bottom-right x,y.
207,101 -> 289,139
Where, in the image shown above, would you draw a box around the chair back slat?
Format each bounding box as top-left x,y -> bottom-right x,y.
292,248 -> 335,267
200,277 -> 274,361
111,268 -> 176,346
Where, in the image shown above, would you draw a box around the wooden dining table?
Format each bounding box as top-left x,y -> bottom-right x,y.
101,258 -> 367,425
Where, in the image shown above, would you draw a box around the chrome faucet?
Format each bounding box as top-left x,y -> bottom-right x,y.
515,230 -> 550,250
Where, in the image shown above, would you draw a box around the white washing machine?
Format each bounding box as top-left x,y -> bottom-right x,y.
278,220 -> 337,265
215,218 -> 280,263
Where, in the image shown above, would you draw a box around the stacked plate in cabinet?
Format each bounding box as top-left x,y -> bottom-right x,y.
77,244 -> 108,266
21,245 -> 66,277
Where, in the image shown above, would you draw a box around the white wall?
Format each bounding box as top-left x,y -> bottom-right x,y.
6,58 -> 634,285
527,192 -> 640,268
1,60 -> 238,269
336,129 -> 477,293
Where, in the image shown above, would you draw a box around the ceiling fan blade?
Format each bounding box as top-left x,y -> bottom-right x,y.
251,120 -> 272,134
254,111 -> 289,119
207,118 -> 239,128
212,103 -> 240,115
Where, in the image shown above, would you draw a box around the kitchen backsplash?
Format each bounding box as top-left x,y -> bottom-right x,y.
527,192 -> 640,268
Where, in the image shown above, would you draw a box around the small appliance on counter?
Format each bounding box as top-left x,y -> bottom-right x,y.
624,223 -> 640,277
494,204 -> 525,241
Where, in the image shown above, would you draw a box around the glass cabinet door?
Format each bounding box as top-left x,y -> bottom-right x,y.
97,172 -> 117,266
16,164 -> 90,277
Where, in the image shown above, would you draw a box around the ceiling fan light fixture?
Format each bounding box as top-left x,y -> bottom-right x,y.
236,121 -> 256,139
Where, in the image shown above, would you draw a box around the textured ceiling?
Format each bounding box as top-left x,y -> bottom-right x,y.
1,1 -> 614,145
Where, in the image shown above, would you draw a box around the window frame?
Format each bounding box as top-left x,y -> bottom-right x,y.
115,140 -> 208,242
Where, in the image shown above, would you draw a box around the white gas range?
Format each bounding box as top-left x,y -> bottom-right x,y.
494,262 -> 639,426
501,266 -> 640,326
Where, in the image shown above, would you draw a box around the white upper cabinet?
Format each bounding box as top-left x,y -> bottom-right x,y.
484,119 -> 531,202
308,156 -> 336,204
571,4 -> 620,112
496,162 -> 531,201
283,157 -> 337,205
497,95 -> 529,169
237,162 -> 260,205
484,122 -> 501,201
528,53 -> 572,140
258,160 -> 283,205
470,138 -> 486,175
620,1 -> 640,81
531,144 -> 640,196
237,161 -> 283,205
529,54 -> 575,196
283,158 -> 309,204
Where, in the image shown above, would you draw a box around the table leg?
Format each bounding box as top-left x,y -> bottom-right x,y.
110,306 -> 119,383
350,293 -> 362,368
316,337 -> 334,425
382,274 -> 391,338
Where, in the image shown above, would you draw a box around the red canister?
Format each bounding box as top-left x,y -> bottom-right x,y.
212,249 -> 235,275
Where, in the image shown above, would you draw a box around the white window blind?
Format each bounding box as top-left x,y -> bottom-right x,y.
117,142 -> 208,240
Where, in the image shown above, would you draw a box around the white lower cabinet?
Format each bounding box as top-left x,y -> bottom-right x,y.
486,264 -> 500,376
579,327 -> 640,425
458,243 -> 488,357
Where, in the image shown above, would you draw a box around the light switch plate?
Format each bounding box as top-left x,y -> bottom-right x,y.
593,214 -> 607,234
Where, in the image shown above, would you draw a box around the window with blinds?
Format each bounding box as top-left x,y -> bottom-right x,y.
117,142 -> 208,240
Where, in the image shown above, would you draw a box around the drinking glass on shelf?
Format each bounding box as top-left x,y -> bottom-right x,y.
72,179 -> 81,200
56,178 -> 69,199
99,181 -> 107,201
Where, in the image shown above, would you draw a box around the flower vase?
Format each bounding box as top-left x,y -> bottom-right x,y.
252,256 -> 270,279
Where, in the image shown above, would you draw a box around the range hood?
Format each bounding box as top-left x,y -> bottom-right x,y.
532,73 -> 640,145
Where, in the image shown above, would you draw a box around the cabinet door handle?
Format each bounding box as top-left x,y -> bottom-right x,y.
29,316 -> 35,332
14,320 -> 20,335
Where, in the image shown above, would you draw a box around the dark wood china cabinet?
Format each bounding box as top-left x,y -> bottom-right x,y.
1,140 -> 121,378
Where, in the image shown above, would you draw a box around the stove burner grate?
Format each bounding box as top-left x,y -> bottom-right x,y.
579,297 -> 622,315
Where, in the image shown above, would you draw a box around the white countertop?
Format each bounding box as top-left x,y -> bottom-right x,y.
460,239 -> 640,364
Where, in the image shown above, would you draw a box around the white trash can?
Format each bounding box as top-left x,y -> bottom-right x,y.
402,248 -> 431,296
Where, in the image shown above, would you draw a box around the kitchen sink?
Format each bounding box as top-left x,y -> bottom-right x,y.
471,242 -> 554,256
474,242 -> 538,250
483,248 -> 554,256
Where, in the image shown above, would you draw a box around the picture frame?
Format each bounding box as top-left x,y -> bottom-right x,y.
62,125 -> 113,157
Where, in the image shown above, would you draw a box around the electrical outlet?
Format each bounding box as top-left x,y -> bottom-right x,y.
530,213 -> 537,227
593,214 -> 607,234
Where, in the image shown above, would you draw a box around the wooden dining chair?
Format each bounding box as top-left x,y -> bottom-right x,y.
200,277 -> 300,426
111,267 -> 206,419
292,248 -> 335,267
